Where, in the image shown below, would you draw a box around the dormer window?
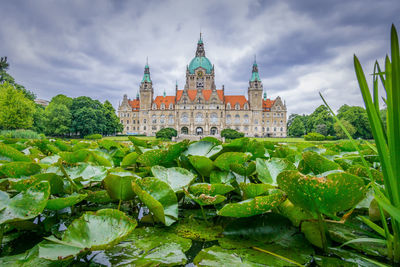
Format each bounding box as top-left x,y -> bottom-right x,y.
169,103 -> 173,109
235,103 -> 240,110
161,103 -> 165,110
152,103 -> 157,109
244,103 -> 248,109
227,103 -> 231,110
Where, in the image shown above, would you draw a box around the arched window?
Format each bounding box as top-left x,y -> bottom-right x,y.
235,114 -> 240,124
169,103 -> 173,109
168,114 -> 174,124
226,114 -> 231,124
244,103 -> 248,109
235,103 -> 240,110
227,103 -> 231,110
255,127 -> 258,131
183,98 -> 187,104
267,127 -> 270,131
126,126 -> 129,131
195,112 -> 204,123
160,115 -> 165,124
244,114 -> 249,123
181,113 -> 188,123
280,127 -> 283,132
127,120 -> 129,124
152,103 -> 157,109
254,119 -> 258,124
211,113 -> 218,124
161,103 -> 165,110
152,115 -> 157,124
143,119 -> 147,123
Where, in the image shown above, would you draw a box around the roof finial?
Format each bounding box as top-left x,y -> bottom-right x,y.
146,56 -> 148,66
163,89 -> 166,97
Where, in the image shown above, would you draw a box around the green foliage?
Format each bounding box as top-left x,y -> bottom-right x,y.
304,132 -> 325,141
103,100 -> 123,135
337,104 -> 372,139
155,127 -> 177,140
0,82 -> 35,129
306,105 -> 334,135
288,115 -> 306,137
221,128 -> 245,139
84,133 -> 102,140
0,129 -> 42,139
334,119 -> 356,139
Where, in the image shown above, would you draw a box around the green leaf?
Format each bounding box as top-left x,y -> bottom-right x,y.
183,141 -> 222,158
45,193 -> 87,210
214,152 -> 250,171
277,170 -> 366,216
0,162 -> 41,178
0,142 -> 31,162
301,151 -> 342,175
136,149 -> 167,166
210,170 -> 235,184
66,163 -> 108,183
184,190 -> 226,206
230,161 -> 256,176
132,177 -> 178,226
39,209 -> 137,260
0,181 -> 50,224
256,158 -> 296,185
189,183 -> 234,196
103,170 -> 138,201
151,165 -> 196,192
217,189 -> 286,218
0,173 -> 64,195
240,183 -> 274,199
189,155 -> 214,177
120,152 -> 139,167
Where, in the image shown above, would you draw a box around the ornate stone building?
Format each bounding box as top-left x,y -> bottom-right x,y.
118,36 -> 287,137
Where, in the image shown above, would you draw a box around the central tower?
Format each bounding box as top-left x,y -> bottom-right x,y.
185,34 -> 216,91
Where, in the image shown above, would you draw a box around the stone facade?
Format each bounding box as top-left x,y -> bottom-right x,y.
118,36 -> 287,137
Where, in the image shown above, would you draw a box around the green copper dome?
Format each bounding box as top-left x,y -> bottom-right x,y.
189,56 -> 213,74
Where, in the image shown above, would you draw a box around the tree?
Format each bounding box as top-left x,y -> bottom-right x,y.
334,119 -> 356,139
70,96 -> 106,137
32,104 -> 46,133
288,116 -> 305,137
0,82 -> 35,129
156,128 -> 177,140
337,105 -> 372,139
103,100 -> 123,135
44,102 -> 72,136
0,57 -> 35,101
306,105 -> 334,135
315,124 -> 328,136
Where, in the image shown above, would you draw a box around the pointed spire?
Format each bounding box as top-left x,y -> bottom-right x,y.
142,60 -> 151,83
136,91 -> 139,100
196,33 -> 205,57
263,91 -> 267,101
163,90 -> 166,97
250,57 -> 261,82
175,80 -> 178,91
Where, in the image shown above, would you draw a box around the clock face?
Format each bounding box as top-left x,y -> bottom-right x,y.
197,71 -> 203,78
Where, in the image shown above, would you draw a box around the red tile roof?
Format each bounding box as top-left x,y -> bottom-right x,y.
176,89 -> 224,102
224,95 -> 248,109
129,99 -> 140,111
262,99 -> 275,111
153,95 -> 176,109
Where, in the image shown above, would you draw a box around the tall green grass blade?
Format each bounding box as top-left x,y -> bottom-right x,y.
373,61 -> 380,112
359,216 -> 387,238
339,237 -> 387,248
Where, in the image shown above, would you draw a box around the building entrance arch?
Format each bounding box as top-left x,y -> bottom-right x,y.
181,127 -> 188,135
196,127 -> 203,135
210,127 -> 218,135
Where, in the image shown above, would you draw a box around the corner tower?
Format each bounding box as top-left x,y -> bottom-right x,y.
185,34 -> 216,91
139,63 -> 153,110
248,58 -> 263,110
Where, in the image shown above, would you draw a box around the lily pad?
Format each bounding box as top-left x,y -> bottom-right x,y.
38,209 -> 137,260
0,173 -> 64,195
0,162 -> 41,178
0,142 -> 31,162
0,181 -> 50,224
184,190 -> 226,206
302,151 -> 342,175
103,170 -> 138,201
189,155 -> 214,177
120,152 -> 139,167
214,152 -> 250,171
189,183 -> 234,196
209,170 -> 235,184
136,149 -> 167,166
183,141 -> 223,158
66,163 -> 108,183
230,161 -> 256,177
104,227 -> 191,266
45,193 -> 88,210
256,157 -> 296,185
217,189 -> 286,218
151,165 -> 196,192
132,177 -> 178,226
277,170 -> 366,216
239,183 -> 273,199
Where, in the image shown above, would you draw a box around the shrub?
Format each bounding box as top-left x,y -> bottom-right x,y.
221,129 -> 245,139
0,129 -> 43,139
156,128 -> 177,140
84,134 -> 102,140
304,132 -> 325,141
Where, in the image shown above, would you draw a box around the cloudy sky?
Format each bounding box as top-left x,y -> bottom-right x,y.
1,0 -> 399,115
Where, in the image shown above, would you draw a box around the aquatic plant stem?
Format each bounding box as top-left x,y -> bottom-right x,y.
58,161 -> 78,193
252,246 -> 303,267
118,199 -> 122,210
317,212 -> 328,253
200,205 -> 208,224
